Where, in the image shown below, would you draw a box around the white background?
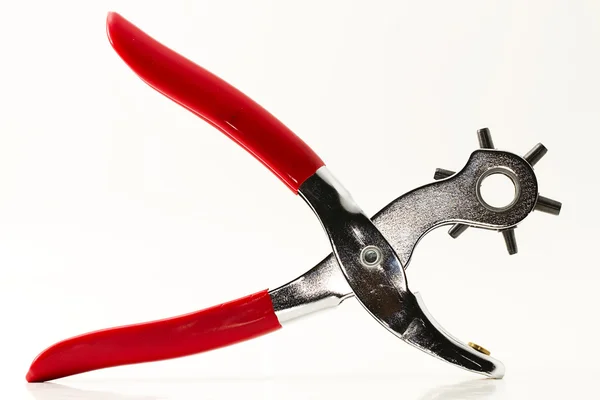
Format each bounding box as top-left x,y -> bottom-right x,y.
1,1 -> 598,399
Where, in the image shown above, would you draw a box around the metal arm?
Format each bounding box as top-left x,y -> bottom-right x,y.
270,145 -> 552,378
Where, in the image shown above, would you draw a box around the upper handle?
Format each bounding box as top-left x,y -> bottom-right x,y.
26,290 -> 281,382
106,12 -> 324,192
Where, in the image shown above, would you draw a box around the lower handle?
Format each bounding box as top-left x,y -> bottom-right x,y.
26,290 -> 281,382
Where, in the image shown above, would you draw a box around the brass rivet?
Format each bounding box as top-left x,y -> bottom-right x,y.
468,342 -> 491,356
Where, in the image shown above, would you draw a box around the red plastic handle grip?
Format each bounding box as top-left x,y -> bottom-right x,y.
26,290 -> 281,382
106,12 -> 324,192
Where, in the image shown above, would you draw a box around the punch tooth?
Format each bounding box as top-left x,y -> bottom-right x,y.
477,127 -> 495,149
448,223 -> 469,238
434,168 -> 456,180
502,229 -> 518,255
523,143 -> 548,167
535,195 -> 562,215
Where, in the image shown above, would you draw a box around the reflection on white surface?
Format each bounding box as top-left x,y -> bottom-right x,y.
418,379 -> 497,400
26,378 -> 500,400
27,383 -> 158,400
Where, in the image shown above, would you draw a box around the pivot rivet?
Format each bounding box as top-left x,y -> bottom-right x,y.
360,246 -> 382,267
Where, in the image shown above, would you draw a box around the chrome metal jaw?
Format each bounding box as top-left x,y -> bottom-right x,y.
297,166 -> 504,378
270,129 -> 561,379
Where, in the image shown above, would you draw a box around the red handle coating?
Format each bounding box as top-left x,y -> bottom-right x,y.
26,290 -> 281,382
106,12 -> 324,192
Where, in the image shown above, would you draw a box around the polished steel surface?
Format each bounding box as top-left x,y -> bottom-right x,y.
270,145 -> 552,378
450,127 -> 495,235
371,150 -> 537,265
535,195 -> 562,215
502,228 -> 518,255
296,167 -> 505,378
477,127 -> 495,149
448,223 -> 469,238
524,143 -> 548,167
433,168 -> 456,180
269,255 -> 352,322
475,167 -> 521,212
272,149 -> 540,322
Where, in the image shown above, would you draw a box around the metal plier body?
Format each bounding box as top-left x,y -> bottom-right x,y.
26,12 -> 561,382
